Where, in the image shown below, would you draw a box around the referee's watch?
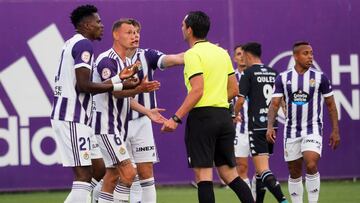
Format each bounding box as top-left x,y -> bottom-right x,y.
171,115 -> 182,124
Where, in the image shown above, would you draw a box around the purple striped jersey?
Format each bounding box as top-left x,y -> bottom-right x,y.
128,48 -> 165,120
92,48 -> 131,136
272,67 -> 333,138
232,69 -> 248,134
51,34 -> 94,126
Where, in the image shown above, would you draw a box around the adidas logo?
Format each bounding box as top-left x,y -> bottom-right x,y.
310,188 -> 319,193
0,24 -> 64,166
290,192 -> 298,196
287,80 -> 292,84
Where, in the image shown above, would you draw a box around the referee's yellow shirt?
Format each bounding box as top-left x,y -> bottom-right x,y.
184,41 -> 234,108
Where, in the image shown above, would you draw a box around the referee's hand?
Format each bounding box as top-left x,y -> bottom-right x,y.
161,118 -> 178,132
266,128 -> 276,144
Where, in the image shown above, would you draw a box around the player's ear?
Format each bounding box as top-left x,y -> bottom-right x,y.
112,30 -> 119,41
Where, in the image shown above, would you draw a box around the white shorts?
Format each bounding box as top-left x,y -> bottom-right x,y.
234,129 -> 251,158
96,133 -> 130,168
284,134 -> 323,162
90,133 -> 102,159
126,116 -> 159,163
51,120 -> 93,167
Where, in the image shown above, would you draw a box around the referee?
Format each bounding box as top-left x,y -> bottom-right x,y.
161,11 -> 254,203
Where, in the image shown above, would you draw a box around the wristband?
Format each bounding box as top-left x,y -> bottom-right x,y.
113,83 -> 123,91
171,115 -> 182,124
111,75 -> 122,84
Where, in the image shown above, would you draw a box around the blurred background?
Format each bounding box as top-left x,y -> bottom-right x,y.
0,0 -> 359,193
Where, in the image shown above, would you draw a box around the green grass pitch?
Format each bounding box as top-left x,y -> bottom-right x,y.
0,180 -> 359,203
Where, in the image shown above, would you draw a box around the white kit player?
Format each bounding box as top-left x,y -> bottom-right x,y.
50,5 -> 139,203
231,45 -> 253,191
121,19 -> 184,203
92,19 -> 164,203
267,41 -> 340,203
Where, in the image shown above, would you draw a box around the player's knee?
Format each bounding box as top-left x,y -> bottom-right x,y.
237,164 -> 248,175
305,162 -> 318,174
121,168 -> 136,187
288,165 -> 302,178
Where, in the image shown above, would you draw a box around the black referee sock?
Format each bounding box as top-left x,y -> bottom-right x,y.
261,170 -> 287,202
228,177 -> 255,203
256,174 -> 266,203
197,181 -> 215,203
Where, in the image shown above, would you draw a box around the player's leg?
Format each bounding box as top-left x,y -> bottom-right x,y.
114,158 -> 136,203
186,108 -> 217,203
302,134 -> 322,203
285,137 -> 304,203
90,133 -> 106,203
215,111 -> 254,203
234,131 -> 251,189
51,120 -> 93,203
251,130 -> 287,203
130,117 -> 158,203
96,133 -> 134,203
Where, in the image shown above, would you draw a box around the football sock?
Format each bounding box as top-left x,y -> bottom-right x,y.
228,177 -> 254,203
305,172 -> 320,203
130,175 -> 142,203
140,177 -> 156,203
98,191 -> 113,203
261,170 -> 287,202
256,174 -> 266,203
197,181 -> 215,203
113,182 -> 130,203
64,181 -> 92,203
288,176 -> 303,203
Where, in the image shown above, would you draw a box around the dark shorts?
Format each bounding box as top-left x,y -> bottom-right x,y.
185,107 -> 236,168
249,130 -> 274,156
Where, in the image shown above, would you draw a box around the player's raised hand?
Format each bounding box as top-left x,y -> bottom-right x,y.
119,61 -> 142,80
135,75 -> 161,93
147,108 -> 166,124
266,128 -> 276,144
161,118 -> 178,132
122,77 -> 140,90
329,130 -> 340,150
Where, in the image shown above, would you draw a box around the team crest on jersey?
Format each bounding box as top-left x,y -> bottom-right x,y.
101,68 -> 111,79
309,78 -> 316,87
291,90 -> 310,105
81,51 -> 91,63
83,151 -> 89,160
119,147 -> 126,155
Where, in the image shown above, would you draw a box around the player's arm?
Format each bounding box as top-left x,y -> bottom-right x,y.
324,95 -> 340,150
161,74 -> 203,132
160,52 -> 184,69
266,97 -> 282,143
227,73 -> 239,101
266,74 -> 284,143
320,74 -> 340,150
129,98 -> 166,124
113,75 -> 160,98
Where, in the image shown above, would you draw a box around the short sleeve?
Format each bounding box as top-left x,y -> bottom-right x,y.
72,39 -> 94,70
239,69 -> 250,98
272,75 -> 284,97
96,57 -> 118,81
144,49 -> 165,70
184,50 -> 203,80
319,73 -> 333,97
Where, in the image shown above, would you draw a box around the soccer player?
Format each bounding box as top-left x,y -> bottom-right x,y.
234,42 -> 288,203
161,11 -> 254,203
92,19 -> 165,203
232,45 -> 253,190
117,18 -> 184,203
266,41 -> 340,203
50,5 -> 139,203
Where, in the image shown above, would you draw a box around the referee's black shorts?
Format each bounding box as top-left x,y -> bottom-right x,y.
185,107 -> 236,168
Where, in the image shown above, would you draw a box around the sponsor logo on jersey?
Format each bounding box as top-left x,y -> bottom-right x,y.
101,68 -> 111,79
81,51 -> 91,63
291,90 -> 310,105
